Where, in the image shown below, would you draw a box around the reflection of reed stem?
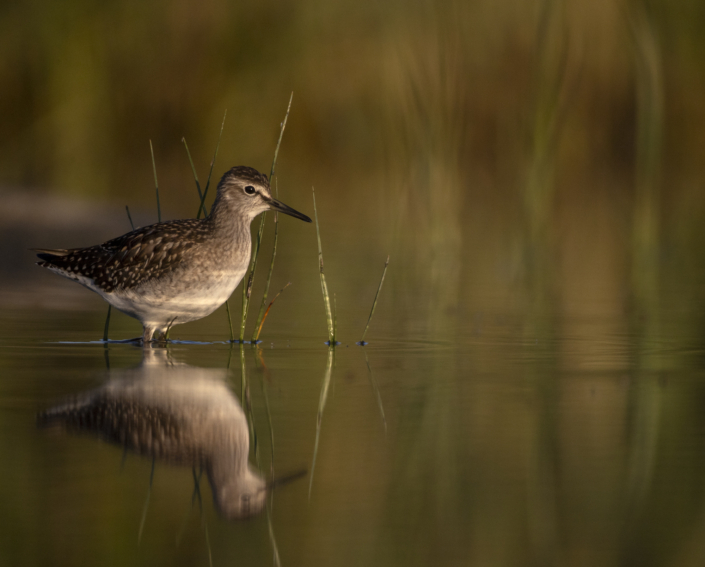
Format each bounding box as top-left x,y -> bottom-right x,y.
266,511 -> 282,567
138,457 -> 155,543
363,348 -> 387,432
239,344 -> 257,456
625,3 -> 663,529
309,346 -> 335,497
176,467 -> 203,547
255,347 -> 276,468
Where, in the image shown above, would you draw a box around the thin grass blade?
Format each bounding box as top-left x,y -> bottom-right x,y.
313,188 -> 334,343
252,178 -> 281,342
181,137 -> 204,208
269,92 -> 293,180
125,206 -> 135,230
149,140 -> 161,223
359,255 -> 390,344
225,300 -> 235,342
240,97 -> 293,342
102,305 -> 112,342
253,282 -> 290,342
105,205 -> 137,341
198,110 -> 227,220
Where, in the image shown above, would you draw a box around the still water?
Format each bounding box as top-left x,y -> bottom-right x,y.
2,288 -> 705,567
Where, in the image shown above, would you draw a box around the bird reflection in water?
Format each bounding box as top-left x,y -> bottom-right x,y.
38,347 -> 300,520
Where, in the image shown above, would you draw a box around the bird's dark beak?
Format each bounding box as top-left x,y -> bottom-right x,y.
266,197 -> 312,223
261,469 -> 308,492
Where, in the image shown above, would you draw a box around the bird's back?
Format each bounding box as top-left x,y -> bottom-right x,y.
36,219 -> 212,293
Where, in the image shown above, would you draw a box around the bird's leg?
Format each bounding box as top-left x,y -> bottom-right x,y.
142,325 -> 156,345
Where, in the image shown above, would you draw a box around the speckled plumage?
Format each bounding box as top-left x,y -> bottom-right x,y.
36,166 -> 311,342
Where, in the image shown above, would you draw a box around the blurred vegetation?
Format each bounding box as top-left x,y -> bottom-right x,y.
3,0 -> 705,323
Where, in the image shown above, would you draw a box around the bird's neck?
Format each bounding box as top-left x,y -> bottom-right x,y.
208,197 -> 252,245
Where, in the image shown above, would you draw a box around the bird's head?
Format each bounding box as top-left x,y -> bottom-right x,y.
215,166 -> 311,223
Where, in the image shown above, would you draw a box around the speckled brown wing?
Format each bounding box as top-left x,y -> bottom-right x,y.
37,391 -> 199,464
36,219 -> 211,293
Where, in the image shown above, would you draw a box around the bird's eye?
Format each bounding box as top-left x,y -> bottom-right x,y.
244,185 -> 256,195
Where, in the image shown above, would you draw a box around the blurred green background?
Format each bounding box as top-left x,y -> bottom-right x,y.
2,0 -> 705,329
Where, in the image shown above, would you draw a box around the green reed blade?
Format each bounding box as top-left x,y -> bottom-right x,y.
359,255 -> 389,344
225,300 -> 235,342
333,293 -> 337,344
252,177 -> 284,342
312,188 -> 334,343
240,97 -> 293,341
149,140 -> 161,223
164,316 -> 177,341
253,282 -> 291,342
269,92 -> 293,180
181,137 -> 204,210
309,346 -> 335,498
125,206 -> 135,230
198,110 -> 227,220
103,202 -> 140,340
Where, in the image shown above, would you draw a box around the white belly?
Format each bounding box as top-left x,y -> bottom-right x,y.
102,265 -> 247,330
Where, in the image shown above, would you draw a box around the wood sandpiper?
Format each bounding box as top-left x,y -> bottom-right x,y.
35,166 -> 311,342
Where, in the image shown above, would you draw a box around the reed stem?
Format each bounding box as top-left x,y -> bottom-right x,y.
239,95 -> 293,341
181,137 -> 204,209
252,176 -> 283,342
225,300 -> 235,342
197,111 -> 227,220
312,188 -> 335,344
125,206 -> 135,230
359,255 -> 389,344
102,305 -> 111,342
149,140 -> 161,223
254,282 -> 291,341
